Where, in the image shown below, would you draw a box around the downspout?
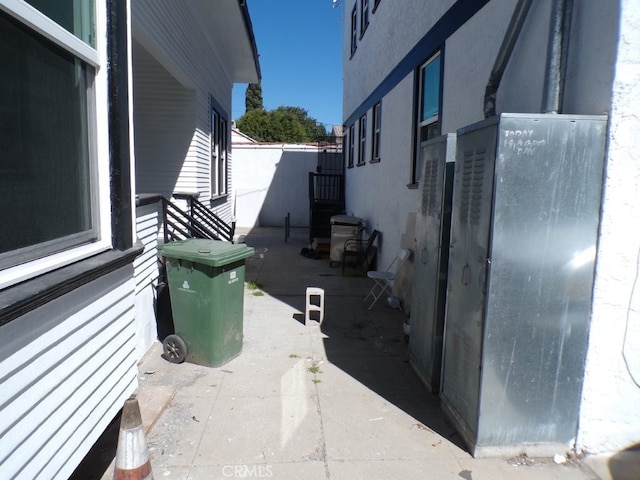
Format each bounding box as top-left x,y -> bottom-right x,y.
483,0 -> 533,118
541,0 -> 574,113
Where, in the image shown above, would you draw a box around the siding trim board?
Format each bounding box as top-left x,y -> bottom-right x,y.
239,0 -> 262,81
0,245 -> 143,327
344,0 -> 491,127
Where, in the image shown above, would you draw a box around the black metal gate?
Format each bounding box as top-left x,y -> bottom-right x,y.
308,135 -> 345,242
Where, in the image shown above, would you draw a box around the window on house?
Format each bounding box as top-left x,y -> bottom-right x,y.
0,2 -> 107,287
371,102 -> 381,163
350,5 -> 357,56
414,51 -> 441,183
357,114 -> 367,166
211,105 -> 228,197
347,124 -> 355,168
24,0 -> 96,46
360,0 -> 369,37
372,0 -> 381,13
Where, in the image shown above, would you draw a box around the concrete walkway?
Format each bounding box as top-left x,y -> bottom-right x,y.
132,228 -> 630,480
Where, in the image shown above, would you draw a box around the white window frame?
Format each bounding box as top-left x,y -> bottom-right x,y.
0,0 -> 111,290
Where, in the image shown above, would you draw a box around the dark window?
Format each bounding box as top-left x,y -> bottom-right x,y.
360,0 -> 369,37
357,114 -> 367,166
24,0 -> 95,46
211,105 -> 229,197
0,6 -> 102,279
371,102 -> 381,163
350,5 -> 357,55
347,124 -> 355,168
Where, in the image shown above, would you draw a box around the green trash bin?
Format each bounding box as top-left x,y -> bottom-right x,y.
158,238 -> 255,367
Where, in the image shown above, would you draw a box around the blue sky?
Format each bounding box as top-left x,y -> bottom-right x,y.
232,0 -> 344,129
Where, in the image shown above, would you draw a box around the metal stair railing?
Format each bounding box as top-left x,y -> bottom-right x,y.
161,195 -> 235,243
187,196 -> 235,242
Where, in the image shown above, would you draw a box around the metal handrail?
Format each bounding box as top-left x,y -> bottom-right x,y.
160,195 -> 235,243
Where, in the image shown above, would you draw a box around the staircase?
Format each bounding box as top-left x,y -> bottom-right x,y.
161,194 -> 235,243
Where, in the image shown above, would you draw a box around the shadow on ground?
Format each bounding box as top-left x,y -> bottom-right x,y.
245,227 -> 467,451
608,443 -> 640,480
72,226 -> 466,477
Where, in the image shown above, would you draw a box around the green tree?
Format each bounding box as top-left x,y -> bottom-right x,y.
236,106 -> 328,143
245,83 -> 263,112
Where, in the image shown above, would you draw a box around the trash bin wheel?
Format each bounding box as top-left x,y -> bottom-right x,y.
163,334 -> 187,364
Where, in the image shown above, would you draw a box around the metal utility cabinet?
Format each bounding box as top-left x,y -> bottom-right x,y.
329,215 -> 364,265
440,113 -> 607,456
409,133 -> 455,393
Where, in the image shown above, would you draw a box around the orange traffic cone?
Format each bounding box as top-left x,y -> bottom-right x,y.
113,394 -> 154,480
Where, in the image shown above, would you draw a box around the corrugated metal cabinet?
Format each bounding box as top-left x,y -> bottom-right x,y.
440,113 -> 607,456
409,134 -> 455,393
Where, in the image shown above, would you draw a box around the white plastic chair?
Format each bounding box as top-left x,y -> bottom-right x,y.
364,248 -> 411,310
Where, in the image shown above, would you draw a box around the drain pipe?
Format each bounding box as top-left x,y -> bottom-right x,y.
542,0 -> 573,113
483,0 -> 533,118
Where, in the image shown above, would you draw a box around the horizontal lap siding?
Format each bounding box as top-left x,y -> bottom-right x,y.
0,268 -> 137,479
133,41 -> 197,197
134,0 -> 235,213
134,204 -> 162,358
134,204 -> 161,295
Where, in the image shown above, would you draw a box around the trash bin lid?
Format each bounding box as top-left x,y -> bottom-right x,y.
330,215 -> 364,226
159,238 -> 255,267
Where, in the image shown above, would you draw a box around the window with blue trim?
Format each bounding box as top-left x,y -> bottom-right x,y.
414,51 -> 441,183
371,102 -> 381,163
360,0 -> 369,37
347,124 -> 355,168
350,4 -> 357,56
357,114 -> 367,166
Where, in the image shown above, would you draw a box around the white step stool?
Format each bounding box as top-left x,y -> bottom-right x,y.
305,287 -> 325,325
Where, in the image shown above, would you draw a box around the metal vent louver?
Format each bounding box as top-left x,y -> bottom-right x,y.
421,158 -> 439,216
459,149 -> 485,225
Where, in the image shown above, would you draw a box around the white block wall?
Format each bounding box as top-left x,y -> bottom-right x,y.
232,143 -> 320,228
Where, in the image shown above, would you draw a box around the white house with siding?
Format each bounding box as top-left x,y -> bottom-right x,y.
0,0 -> 259,477
131,0 -> 261,360
342,0 -> 640,457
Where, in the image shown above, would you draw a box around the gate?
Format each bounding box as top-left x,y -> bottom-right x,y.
308,135 -> 345,242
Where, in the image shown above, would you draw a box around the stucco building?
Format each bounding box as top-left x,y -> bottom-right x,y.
341,0 -> 640,457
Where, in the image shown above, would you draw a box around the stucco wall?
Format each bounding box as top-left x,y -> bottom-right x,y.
344,76 -> 420,272
342,0 -> 640,454
232,144 -> 320,228
578,0 -> 640,454
342,0 -> 456,117
442,0 -> 547,131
